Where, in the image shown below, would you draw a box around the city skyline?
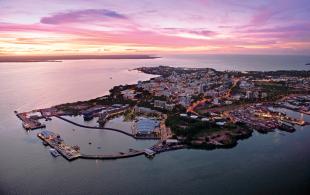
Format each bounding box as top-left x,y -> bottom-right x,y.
1,0 -> 310,56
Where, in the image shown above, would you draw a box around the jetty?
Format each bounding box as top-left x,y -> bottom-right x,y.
37,131 -> 81,161
16,112 -> 46,130
80,150 -> 144,160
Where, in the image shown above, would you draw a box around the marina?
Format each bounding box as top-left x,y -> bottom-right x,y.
14,103 -> 184,161
33,117 -> 183,161
38,128 -> 183,161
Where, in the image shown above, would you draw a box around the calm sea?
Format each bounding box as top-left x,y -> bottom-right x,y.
0,54 -> 309,195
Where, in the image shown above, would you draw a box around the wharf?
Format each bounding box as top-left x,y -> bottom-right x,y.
281,118 -> 307,126
37,133 -> 80,161
17,113 -> 46,130
275,104 -> 310,116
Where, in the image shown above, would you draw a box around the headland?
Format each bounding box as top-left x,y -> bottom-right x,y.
15,66 -> 310,161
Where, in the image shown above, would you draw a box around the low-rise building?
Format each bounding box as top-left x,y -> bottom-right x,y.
154,100 -> 166,109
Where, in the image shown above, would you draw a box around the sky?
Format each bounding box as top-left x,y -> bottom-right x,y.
0,0 -> 310,55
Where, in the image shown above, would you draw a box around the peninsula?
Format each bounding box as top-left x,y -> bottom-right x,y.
15,66 -> 310,160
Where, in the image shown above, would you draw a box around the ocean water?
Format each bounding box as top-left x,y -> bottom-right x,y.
0,54 -> 309,195
160,54 -> 310,71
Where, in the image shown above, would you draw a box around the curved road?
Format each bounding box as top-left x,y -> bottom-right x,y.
186,78 -> 240,115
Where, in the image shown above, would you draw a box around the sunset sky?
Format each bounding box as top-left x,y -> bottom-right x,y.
1,0 -> 310,55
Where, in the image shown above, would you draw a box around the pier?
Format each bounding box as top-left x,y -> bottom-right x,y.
37,131 -> 81,161
17,112 -> 46,130
80,150 -> 144,160
79,142 -> 185,160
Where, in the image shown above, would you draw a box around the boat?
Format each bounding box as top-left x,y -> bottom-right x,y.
305,63 -> 310,66
144,148 -> 156,158
49,149 -> 60,157
278,123 -> 296,133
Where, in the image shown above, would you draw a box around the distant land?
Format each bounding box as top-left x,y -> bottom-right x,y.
0,54 -> 160,63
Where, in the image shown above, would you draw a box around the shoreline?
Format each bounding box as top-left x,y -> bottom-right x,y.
14,65 -> 310,161
0,54 -> 160,63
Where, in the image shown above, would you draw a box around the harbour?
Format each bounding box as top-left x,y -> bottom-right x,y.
1,57 -> 310,194
37,126 -> 183,161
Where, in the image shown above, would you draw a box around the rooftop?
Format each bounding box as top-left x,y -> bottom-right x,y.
136,118 -> 159,133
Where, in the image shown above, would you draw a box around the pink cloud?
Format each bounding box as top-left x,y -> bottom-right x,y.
161,28 -> 217,37
0,22 -> 216,47
236,22 -> 310,42
40,9 -> 127,24
1,1 -> 310,55
249,6 -> 276,26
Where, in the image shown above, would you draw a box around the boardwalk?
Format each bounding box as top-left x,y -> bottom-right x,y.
56,116 -> 136,138
80,151 -> 144,160
56,116 -> 160,140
